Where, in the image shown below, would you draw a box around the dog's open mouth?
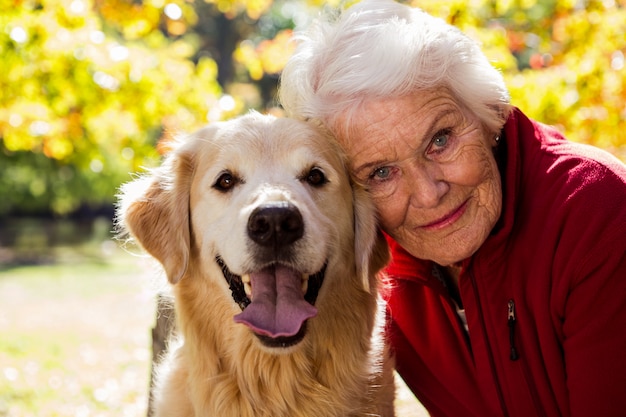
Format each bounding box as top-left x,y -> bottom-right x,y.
216,256 -> 326,348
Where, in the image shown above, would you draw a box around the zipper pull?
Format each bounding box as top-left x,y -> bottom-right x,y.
507,299 -> 515,321
508,299 -> 520,361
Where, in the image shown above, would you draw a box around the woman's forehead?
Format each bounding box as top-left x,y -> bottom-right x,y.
335,90 -> 461,133
332,91 -> 486,175
333,91 -> 462,147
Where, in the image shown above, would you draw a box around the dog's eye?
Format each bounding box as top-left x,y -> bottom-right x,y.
304,167 -> 327,187
213,172 -> 238,192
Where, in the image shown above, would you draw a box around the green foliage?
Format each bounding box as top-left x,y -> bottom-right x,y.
1,0 -> 624,216
0,0 -> 224,216
409,0 -> 626,158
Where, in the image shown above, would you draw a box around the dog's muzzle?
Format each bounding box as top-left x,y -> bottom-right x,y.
216,202 -> 327,348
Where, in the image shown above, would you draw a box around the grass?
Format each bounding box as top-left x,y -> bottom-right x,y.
0,241 -> 155,417
0,234 -> 427,417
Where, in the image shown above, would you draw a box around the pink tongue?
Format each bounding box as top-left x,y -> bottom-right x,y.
233,265 -> 317,338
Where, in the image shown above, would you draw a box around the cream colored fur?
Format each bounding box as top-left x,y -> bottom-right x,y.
117,112 -> 395,417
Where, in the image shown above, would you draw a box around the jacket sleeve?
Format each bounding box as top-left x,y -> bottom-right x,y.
561,239 -> 626,417
554,160 -> 626,417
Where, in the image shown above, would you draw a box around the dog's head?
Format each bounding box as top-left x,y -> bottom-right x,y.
117,112 -> 388,349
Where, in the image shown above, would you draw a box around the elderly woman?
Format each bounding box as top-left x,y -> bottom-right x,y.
278,1 -> 626,416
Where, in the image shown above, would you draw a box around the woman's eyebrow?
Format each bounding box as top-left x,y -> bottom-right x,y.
420,108 -> 456,139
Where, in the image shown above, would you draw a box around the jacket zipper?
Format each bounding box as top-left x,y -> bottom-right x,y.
508,299 -> 548,417
469,275 -> 545,416
508,299 -> 520,361
469,269 -> 511,417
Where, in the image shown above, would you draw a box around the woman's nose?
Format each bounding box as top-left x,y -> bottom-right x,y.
406,163 -> 447,209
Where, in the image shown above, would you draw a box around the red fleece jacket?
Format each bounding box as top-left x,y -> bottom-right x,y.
384,108 -> 626,417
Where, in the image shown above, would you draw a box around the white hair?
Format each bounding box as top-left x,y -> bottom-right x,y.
279,0 -> 512,134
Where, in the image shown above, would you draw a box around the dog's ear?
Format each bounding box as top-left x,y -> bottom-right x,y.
353,184 -> 389,292
117,147 -> 195,284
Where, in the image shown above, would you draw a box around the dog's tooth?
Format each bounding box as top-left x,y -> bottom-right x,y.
242,274 -> 251,284
301,279 -> 308,294
244,282 -> 252,298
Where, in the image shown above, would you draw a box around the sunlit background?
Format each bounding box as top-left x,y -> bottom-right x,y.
1,0 -> 625,415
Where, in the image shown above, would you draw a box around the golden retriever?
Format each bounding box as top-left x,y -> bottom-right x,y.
117,112 -> 395,417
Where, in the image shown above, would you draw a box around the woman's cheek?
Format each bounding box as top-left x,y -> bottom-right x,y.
373,192 -> 406,232
447,142 -> 496,187
370,171 -> 413,232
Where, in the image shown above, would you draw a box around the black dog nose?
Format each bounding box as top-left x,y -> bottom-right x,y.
247,202 -> 304,247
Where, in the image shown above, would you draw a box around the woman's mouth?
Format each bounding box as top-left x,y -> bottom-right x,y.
420,200 -> 469,230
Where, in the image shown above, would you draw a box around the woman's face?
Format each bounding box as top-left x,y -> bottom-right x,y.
334,90 -> 502,266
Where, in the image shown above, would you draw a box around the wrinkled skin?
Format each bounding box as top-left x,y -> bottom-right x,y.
334,89 -> 502,269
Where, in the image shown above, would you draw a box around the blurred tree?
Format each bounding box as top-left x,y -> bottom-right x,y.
0,0 -> 223,215
406,0 -> 626,158
0,0 -> 624,217
0,0 -> 273,216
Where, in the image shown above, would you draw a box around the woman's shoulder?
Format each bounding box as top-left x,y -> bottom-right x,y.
507,108 -> 626,202
504,110 -> 625,286
506,108 -> 625,248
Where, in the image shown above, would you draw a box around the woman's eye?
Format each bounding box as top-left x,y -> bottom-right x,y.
364,165 -> 398,198
434,134 -> 448,147
372,167 -> 392,180
368,166 -> 397,183
429,129 -> 452,153
213,171 -> 239,192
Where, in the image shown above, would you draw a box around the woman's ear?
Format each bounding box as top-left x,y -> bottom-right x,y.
353,184 -> 389,293
117,148 -> 195,284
